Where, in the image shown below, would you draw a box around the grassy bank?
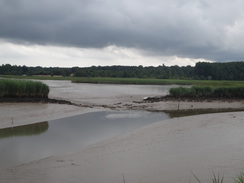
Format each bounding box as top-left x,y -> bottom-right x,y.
72,77 -> 195,85
71,77 -> 244,87
1,75 -> 244,87
169,86 -> 244,99
0,79 -> 49,98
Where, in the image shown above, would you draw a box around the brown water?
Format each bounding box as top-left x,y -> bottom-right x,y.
42,80 -> 183,105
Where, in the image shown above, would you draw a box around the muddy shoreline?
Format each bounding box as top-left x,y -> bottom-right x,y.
1,95 -> 243,110
1,95 -> 242,104
0,97 -> 74,105
143,95 -> 244,103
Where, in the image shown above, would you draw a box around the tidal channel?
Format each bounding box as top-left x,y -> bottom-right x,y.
0,110 -> 170,169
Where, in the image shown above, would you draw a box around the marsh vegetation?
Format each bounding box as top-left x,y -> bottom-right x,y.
2,75 -> 244,87
169,86 -> 244,99
0,79 -> 49,98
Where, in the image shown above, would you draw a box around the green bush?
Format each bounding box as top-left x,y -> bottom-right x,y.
0,79 -> 49,98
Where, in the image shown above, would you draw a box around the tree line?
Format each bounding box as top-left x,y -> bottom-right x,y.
0,61 -> 244,80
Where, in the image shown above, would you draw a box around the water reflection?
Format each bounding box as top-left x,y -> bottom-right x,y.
0,122 -> 48,139
0,110 -> 169,169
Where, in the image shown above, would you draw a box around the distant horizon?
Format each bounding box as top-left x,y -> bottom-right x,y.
1,61 -> 204,68
2,60 -> 244,68
1,62 -> 200,68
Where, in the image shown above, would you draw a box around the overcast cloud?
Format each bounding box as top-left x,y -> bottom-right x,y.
0,0 -> 244,67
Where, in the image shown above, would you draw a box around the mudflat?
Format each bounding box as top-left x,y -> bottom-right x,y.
0,80 -> 244,183
1,112 -> 244,183
1,80 -> 243,129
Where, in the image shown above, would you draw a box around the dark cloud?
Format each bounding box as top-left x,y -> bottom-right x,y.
1,0 -> 244,62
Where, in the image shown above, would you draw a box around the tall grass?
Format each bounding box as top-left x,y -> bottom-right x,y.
0,79 -> 49,98
169,86 -> 244,99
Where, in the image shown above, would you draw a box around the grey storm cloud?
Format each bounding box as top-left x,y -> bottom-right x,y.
1,0 -> 244,62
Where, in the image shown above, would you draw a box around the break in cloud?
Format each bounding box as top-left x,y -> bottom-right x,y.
0,0 -> 244,67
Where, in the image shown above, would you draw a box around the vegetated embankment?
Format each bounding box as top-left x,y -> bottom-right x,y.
169,86 -> 244,99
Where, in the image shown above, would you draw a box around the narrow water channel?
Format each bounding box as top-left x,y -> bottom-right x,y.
0,110 -> 170,169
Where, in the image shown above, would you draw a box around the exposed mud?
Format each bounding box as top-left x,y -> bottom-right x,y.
143,95 -> 244,103
0,97 -> 75,105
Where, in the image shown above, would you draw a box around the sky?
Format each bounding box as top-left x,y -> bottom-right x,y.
0,0 -> 244,67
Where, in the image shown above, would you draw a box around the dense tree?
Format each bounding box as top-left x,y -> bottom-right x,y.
195,62 -> 244,80
0,62 -> 243,81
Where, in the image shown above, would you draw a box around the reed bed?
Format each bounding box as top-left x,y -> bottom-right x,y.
169,86 -> 244,99
0,79 -> 49,98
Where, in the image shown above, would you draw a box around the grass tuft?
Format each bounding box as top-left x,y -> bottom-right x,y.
234,173 -> 244,183
212,172 -> 224,183
191,172 -> 244,183
191,172 -> 224,183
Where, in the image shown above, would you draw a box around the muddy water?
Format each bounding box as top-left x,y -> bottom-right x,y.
44,80 -> 178,98
42,80 -> 182,105
0,110 -> 169,169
